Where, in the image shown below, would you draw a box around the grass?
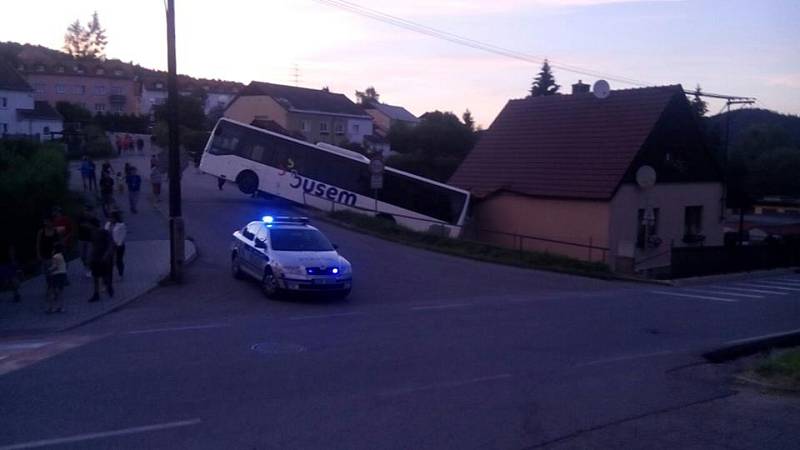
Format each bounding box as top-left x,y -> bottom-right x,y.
327,210 -> 611,278
753,348 -> 800,389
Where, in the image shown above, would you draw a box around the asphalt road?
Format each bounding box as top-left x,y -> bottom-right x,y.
2,163 -> 799,449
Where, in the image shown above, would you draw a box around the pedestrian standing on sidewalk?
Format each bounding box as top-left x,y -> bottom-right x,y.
46,243 -> 67,314
136,137 -> 144,153
88,222 -> 114,302
51,207 -> 74,249
116,171 -> 126,194
150,153 -> 159,169
99,171 -> 115,217
36,217 -> 60,297
77,205 -> 99,278
125,167 -> 142,213
105,210 -> 127,280
80,156 -> 93,191
150,166 -> 163,203
0,245 -> 22,303
115,135 -> 122,155
87,159 -> 98,191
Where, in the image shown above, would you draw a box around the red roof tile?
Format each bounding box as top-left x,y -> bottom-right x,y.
449,85 -> 684,200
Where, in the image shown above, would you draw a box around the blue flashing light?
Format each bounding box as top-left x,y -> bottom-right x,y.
332,268 -> 339,274
262,216 -> 274,224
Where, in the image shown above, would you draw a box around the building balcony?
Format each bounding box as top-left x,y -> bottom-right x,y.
109,95 -> 127,105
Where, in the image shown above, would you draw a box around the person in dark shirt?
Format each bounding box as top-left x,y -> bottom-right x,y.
87,159 -> 97,191
88,223 -> 115,302
77,205 -> 100,278
99,172 -> 115,217
125,167 -> 142,213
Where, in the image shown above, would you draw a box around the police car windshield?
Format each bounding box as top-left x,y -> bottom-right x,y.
270,228 -> 334,251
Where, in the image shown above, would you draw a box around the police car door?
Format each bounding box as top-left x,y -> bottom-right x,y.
252,224 -> 269,273
241,222 -> 263,273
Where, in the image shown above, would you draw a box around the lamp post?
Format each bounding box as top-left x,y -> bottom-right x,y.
166,0 -> 184,281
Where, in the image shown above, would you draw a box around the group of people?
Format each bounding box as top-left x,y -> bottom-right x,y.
32,205 -> 127,313
115,134 -> 145,155
82,157 -> 164,217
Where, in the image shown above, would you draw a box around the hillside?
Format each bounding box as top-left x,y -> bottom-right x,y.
707,108 -> 800,147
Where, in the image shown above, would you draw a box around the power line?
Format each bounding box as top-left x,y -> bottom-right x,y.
312,0 -> 754,101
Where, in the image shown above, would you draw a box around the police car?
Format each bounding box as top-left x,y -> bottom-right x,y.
231,216 -> 352,298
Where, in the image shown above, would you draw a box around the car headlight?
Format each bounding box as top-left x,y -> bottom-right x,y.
338,262 -> 352,274
280,265 -> 305,276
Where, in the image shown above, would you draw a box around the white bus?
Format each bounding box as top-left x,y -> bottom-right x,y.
199,118 -> 470,237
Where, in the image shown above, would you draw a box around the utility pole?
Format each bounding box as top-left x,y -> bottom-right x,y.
722,98 -> 755,246
166,0 -> 184,281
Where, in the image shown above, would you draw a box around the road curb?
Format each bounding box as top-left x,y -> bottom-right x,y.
672,267 -> 799,287
57,239 -> 198,333
703,328 -> 800,363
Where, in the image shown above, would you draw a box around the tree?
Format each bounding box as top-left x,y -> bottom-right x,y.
462,109 -> 475,132
689,84 -> 708,117
62,12 -> 107,59
355,86 -> 380,105
529,59 -> 560,97
85,12 -> 107,59
153,95 -> 208,130
63,20 -> 86,57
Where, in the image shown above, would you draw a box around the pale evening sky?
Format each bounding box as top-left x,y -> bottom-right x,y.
3,0 -> 799,126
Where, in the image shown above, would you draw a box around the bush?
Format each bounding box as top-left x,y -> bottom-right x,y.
83,124 -> 114,158
0,140 -> 70,266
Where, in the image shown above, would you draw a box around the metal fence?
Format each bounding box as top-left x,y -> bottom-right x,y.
471,228 -> 609,263
670,240 -> 800,278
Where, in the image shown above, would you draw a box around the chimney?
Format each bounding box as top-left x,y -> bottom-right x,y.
572,80 -> 590,95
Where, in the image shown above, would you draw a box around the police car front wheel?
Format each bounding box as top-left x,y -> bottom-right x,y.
261,270 -> 280,298
231,254 -> 244,279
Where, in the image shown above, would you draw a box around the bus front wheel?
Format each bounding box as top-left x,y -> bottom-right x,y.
236,170 -> 259,195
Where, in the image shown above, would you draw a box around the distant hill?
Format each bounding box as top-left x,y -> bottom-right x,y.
707,108 -> 800,147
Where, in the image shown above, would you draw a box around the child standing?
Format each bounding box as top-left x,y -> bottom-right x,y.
116,171 -> 126,194
47,244 -> 67,313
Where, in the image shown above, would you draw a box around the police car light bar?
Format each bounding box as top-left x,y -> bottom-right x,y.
262,216 -> 310,225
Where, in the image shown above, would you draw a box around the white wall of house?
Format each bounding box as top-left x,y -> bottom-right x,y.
18,117 -> 63,141
0,89 -> 34,134
205,92 -> 234,114
609,182 -> 725,270
345,117 -> 373,144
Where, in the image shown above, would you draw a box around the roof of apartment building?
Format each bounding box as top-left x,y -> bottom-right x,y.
236,81 -> 370,118
365,101 -> 419,123
0,60 -> 33,91
449,85 -> 698,201
139,73 -> 243,94
17,101 -> 63,121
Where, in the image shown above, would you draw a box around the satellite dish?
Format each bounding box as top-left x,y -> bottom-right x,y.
636,165 -> 657,189
593,80 -> 610,99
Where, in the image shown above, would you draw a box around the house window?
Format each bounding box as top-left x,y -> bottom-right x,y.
114,69 -> 124,76
1,123 -> 7,133
636,208 -> 660,249
35,64 -> 45,72
301,120 -> 309,132
0,97 -> 6,108
95,103 -> 106,112
352,124 -> 360,133
73,85 -> 86,95
111,104 -> 124,113
94,85 -> 107,95
55,85 -> 66,94
684,206 -> 703,236
56,66 -> 65,73
155,82 -> 164,89
34,83 -> 46,94
319,122 -> 329,134
335,123 -> 344,135
43,126 -> 50,134
110,86 -> 123,95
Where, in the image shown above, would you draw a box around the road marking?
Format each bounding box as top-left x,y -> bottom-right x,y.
575,350 -> 676,368
289,312 -> 365,320
713,286 -> 788,295
755,280 -> 800,287
682,288 -> 763,299
736,283 -> 800,292
0,418 -> 202,450
381,374 -> 513,397
411,302 -> 472,311
649,290 -> 738,303
126,324 -> 229,334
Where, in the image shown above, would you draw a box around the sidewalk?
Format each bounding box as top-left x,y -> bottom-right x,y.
0,151 -> 195,335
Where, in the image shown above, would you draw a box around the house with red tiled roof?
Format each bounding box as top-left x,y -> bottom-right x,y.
224,81 -> 374,146
449,83 -> 723,273
0,61 -> 62,140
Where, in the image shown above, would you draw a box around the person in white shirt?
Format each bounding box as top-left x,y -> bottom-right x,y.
105,210 -> 128,280
47,244 -> 67,313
